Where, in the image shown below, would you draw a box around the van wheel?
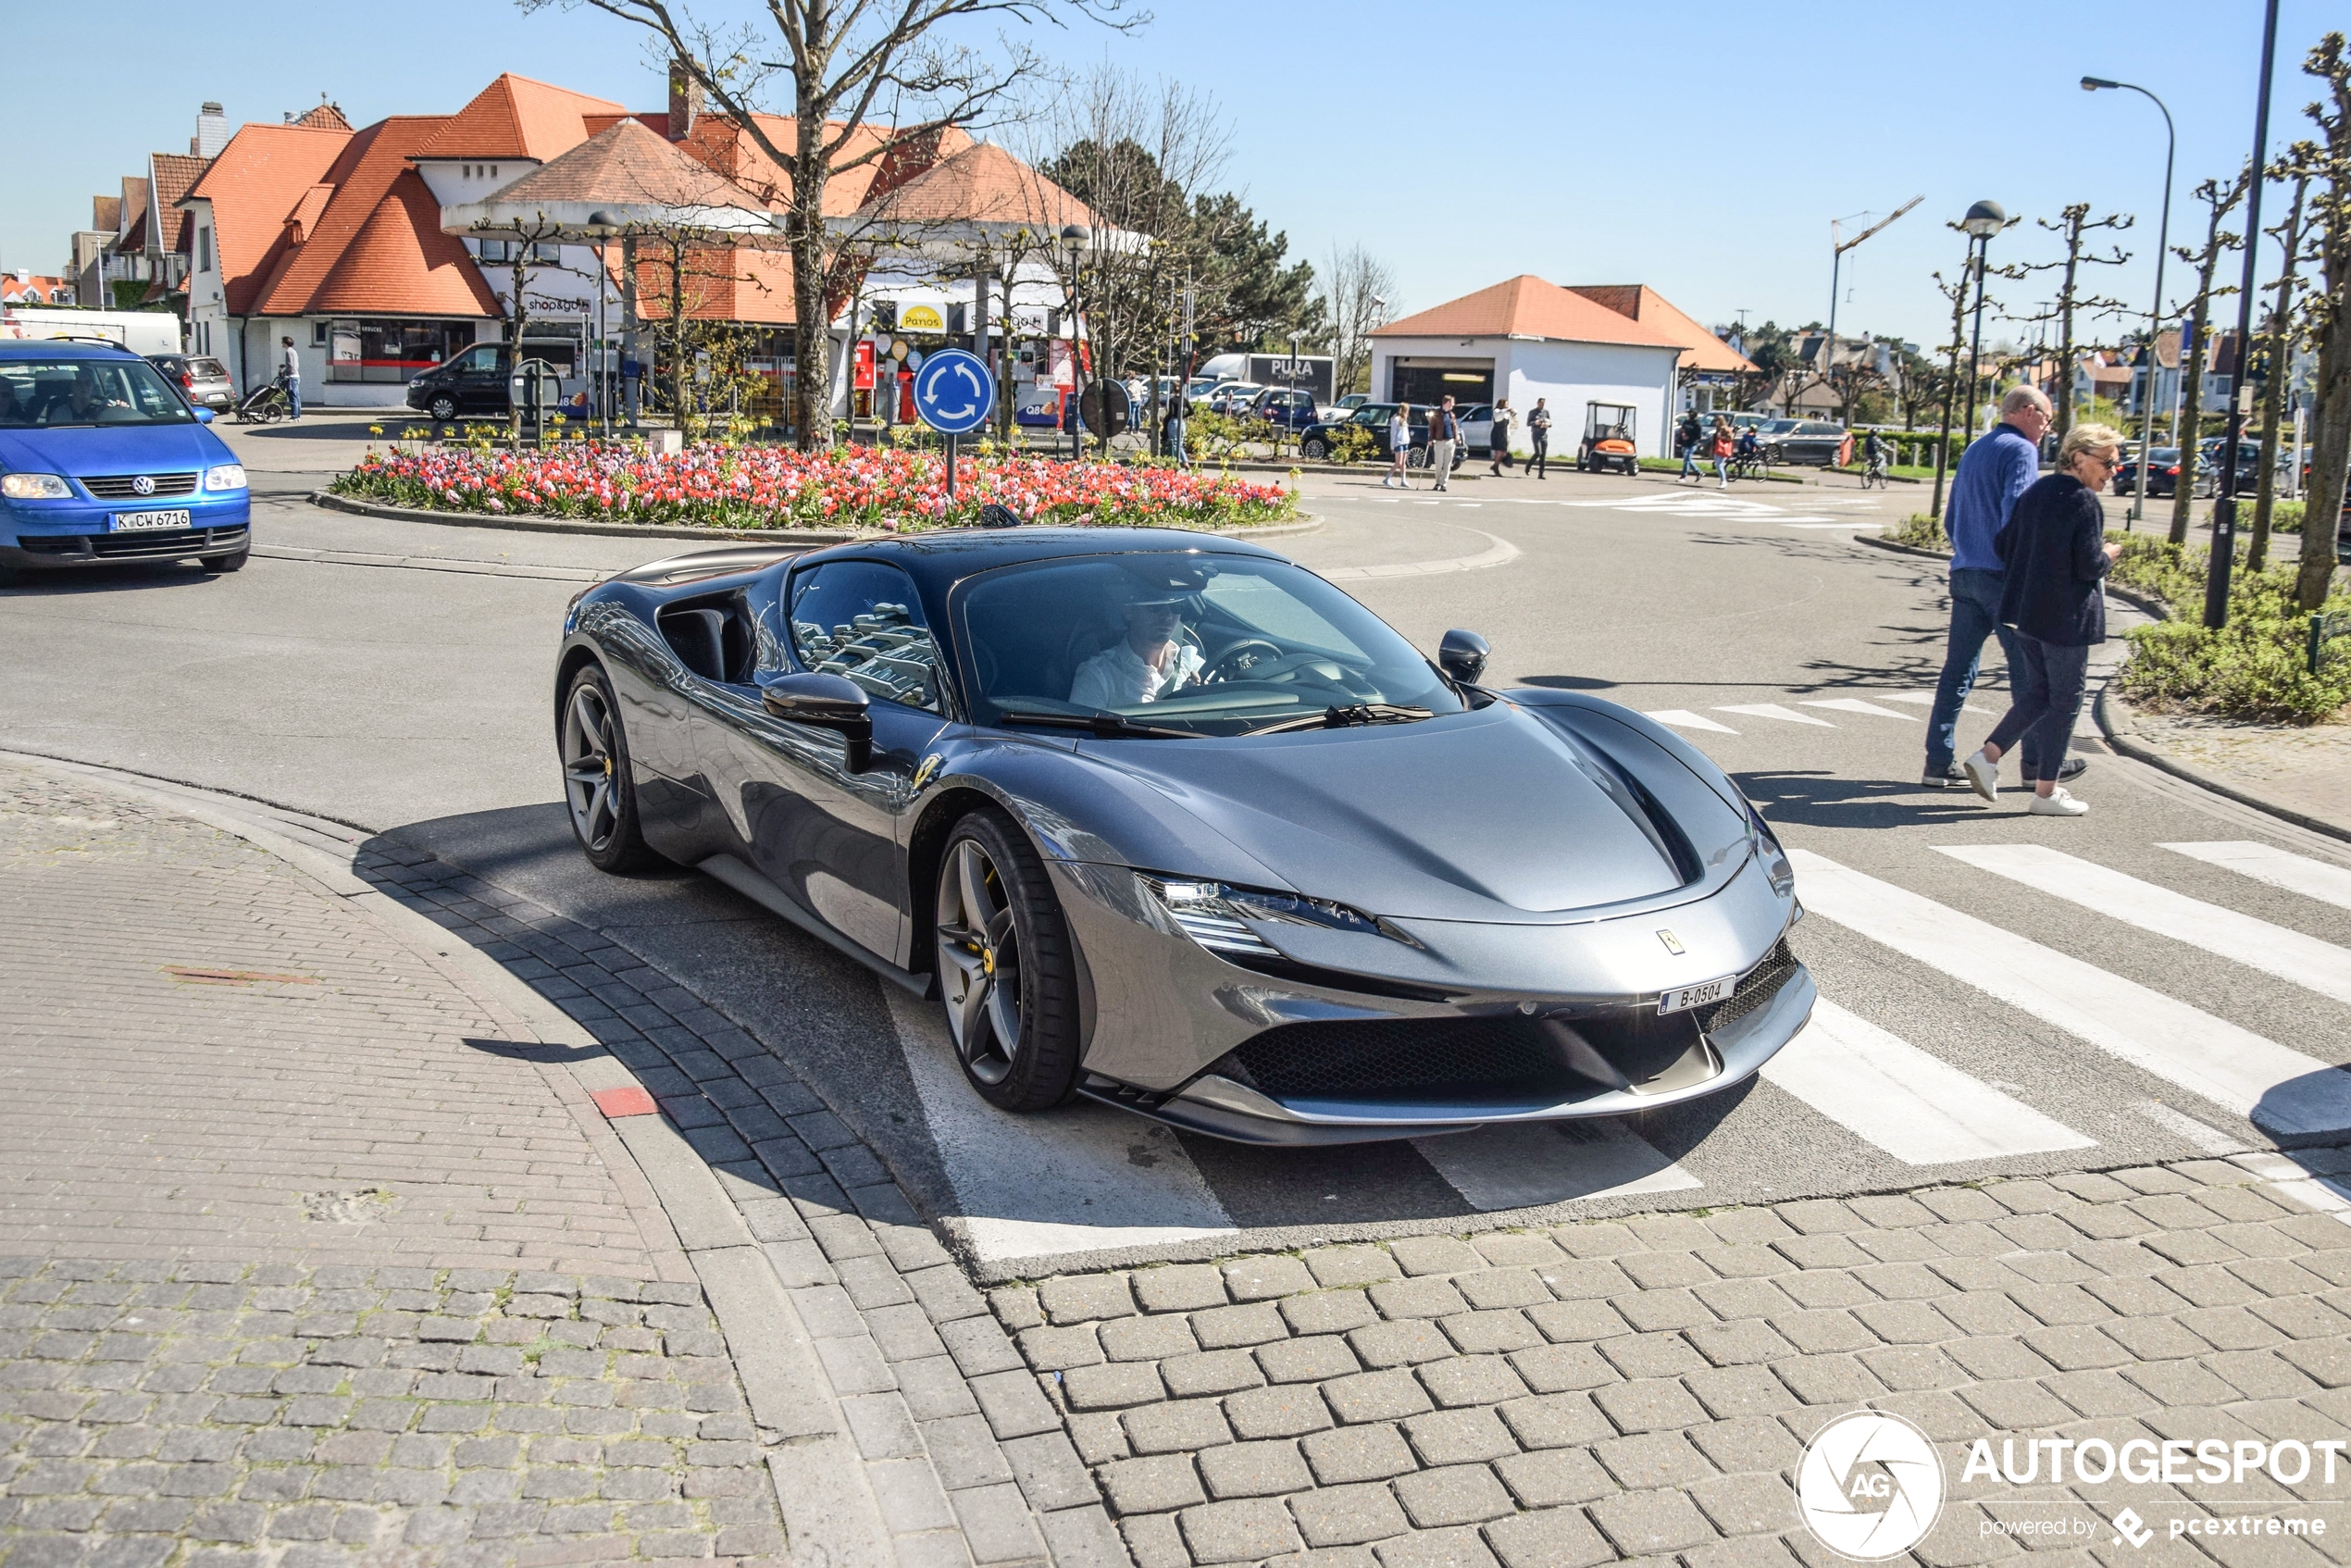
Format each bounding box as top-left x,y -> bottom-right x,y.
429,394 -> 458,421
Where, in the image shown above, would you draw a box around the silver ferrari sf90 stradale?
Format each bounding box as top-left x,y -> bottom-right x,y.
555,526 -> 1810,1144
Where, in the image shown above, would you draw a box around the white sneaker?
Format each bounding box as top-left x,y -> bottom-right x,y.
2028,787 -> 2090,816
1717,479 -> 1728,490
1961,748 -> 1999,803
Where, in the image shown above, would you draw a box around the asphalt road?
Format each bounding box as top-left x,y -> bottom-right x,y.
7,443 -> 2349,1285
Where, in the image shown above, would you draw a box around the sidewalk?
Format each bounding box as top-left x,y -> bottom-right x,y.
0,755 -> 1116,1568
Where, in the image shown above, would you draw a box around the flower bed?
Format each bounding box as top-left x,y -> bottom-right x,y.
329,440 -> 1297,533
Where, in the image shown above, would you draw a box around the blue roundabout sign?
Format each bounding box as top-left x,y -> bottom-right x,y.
912,349 -> 995,434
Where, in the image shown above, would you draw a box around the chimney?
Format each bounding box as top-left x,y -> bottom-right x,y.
667,60 -> 702,141
195,102 -> 229,159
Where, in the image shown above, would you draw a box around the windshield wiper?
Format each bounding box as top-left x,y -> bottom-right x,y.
997,710 -> 1196,740
1244,703 -> 1434,736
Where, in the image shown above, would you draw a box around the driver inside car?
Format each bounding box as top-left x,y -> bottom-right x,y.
1069,588 -> 1205,709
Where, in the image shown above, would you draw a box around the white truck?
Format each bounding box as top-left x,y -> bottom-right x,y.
0,306 -> 182,355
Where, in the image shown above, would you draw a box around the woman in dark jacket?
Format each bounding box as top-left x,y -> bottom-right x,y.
1959,422 -> 2125,816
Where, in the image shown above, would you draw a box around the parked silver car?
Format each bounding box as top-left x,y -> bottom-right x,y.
146,354 -> 235,412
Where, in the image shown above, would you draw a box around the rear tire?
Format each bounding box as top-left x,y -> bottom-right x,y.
1300,438 -> 1328,461
934,809 -> 1083,1113
429,394 -> 458,421
1406,447 -> 1428,470
200,551 -> 248,574
559,664 -> 659,873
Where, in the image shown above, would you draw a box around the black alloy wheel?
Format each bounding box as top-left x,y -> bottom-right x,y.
559,664 -> 658,872
934,809 -> 1082,1112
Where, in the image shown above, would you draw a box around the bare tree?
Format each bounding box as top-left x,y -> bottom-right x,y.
540,0 -> 1137,450
1927,217 -> 2023,519
2250,147 -> 2319,571
2168,166 -> 2251,546
468,214 -> 591,444
2007,204 -> 2133,431
1316,244 -> 1395,398
2295,33 -> 2351,612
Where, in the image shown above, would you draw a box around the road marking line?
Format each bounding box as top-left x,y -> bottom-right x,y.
1787,848 -> 2351,1137
1781,521 -> 1877,529
1802,698 -> 1921,721
880,989 -> 1237,1265
2136,1101 -> 2249,1155
1412,1121 -> 1699,1213
2162,841 -> 2351,915
1760,999 -> 2094,1163
1935,843 -> 2351,1007
2233,1151 -> 2351,1230
1716,703 -> 1835,728
1643,710 -> 1738,734
1872,691 -> 1992,716
1322,529 -> 1521,580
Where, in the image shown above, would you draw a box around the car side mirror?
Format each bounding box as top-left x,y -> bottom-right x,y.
193,407 -> 215,424
762,672 -> 873,772
1438,628 -> 1489,686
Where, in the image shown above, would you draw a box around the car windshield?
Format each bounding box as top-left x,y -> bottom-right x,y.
957,554 -> 1465,737
0,356 -> 194,429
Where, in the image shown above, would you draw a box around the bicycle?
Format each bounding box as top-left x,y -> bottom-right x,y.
1728,451 -> 1768,482
233,374 -> 292,425
1860,454 -> 1890,490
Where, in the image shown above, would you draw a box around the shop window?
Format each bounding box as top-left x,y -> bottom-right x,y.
329,320 -> 480,382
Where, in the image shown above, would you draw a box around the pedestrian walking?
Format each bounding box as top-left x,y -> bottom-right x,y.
1385,404 -> 1412,489
1428,396 -> 1460,491
1488,401 -> 1514,475
1919,385 -> 2084,790
1163,399 -> 1188,467
1525,398 -> 1551,479
1710,417 -> 1733,489
1678,410 -> 1707,484
279,336 -> 302,420
1959,423 -> 2125,816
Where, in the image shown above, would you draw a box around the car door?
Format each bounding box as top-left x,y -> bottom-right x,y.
707,559 -> 949,964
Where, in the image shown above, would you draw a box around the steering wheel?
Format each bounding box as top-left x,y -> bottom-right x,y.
1202,638 -> 1284,683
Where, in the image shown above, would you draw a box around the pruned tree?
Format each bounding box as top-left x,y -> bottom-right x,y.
624,218 -> 780,440
2169,166 -> 2251,546
540,0 -> 1138,450
2006,203 -> 2134,431
2294,33 -> 2351,612
1316,243 -> 1396,398
1927,215 -> 2023,520
468,213 -> 591,444
2250,146 -> 2320,571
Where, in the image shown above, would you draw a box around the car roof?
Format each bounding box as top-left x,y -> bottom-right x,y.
0,339 -> 143,361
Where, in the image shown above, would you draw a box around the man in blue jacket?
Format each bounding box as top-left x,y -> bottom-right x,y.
1922,386 -> 2081,789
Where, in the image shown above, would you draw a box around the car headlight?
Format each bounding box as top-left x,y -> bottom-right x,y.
1742,796 -> 1796,898
1,473 -> 71,500
204,464 -> 247,492
1141,875 -> 1396,957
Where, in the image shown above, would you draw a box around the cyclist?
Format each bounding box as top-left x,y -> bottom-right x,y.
1864,429 -> 1890,487
1734,423 -> 1760,479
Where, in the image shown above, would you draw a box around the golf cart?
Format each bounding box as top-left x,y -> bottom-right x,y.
1578,403 -> 1638,475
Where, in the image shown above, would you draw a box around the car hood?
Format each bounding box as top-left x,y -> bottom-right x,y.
0,421 -> 229,477
1070,702 -> 1751,924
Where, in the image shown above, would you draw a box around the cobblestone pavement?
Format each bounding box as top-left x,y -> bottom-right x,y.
996,1160 -> 2351,1568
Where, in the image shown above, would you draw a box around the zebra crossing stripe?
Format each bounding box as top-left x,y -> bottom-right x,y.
2162,841 -> 2351,915
1936,844 -> 2351,1007
1760,999 -> 2094,1163
1411,1120 -> 1699,1213
1716,703 -> 1835,728
1786,849 -> 2351,1138
1801,698 -> 1920,721
1643,709 -> 1738,734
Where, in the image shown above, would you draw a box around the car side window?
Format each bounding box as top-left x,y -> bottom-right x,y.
460,345 -> 499,372
788,561 -> 943,713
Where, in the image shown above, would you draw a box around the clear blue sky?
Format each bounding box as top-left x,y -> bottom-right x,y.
6,0 -> 2333,351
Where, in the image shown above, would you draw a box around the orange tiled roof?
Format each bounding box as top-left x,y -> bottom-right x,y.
283,184 -> 332,243
1372,275 -> 1685,350
252,118 -> 498,318
635,243 -> 798,326
93,194 -> 121,232
184,119 -> 353,316
0,276 -> 74,305
294,102 -> 352,131
1568,284 -> 1756,373
486,117 -> 769,210
152,153 -> 208,255
858,140 -> 1098,231
417,74 -> 625,163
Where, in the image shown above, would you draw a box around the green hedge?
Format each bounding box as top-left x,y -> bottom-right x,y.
2108,534 -> 2351,724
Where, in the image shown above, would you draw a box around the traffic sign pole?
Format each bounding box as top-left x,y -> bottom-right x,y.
947,434 -> 956,499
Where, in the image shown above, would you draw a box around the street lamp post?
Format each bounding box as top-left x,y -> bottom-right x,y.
1060,224 -> 1091,461
587,210 -> 622,442
1959,201 -> 2006,447
2081,77 -> 2175,531
2200,0 -> 2282,631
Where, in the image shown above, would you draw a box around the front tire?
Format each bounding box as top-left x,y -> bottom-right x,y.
429,394 -> 458,422
560,664 -> 658,873
934,810 -> 1082,1112
1405,447 -> 1428,470
1300,438 -> 1328,461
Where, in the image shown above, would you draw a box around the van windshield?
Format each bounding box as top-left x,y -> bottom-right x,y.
0,356 -> 194,429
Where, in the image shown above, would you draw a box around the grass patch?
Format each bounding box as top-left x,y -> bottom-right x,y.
1883,513 -> 1949,552
2108,532 -> 2351,725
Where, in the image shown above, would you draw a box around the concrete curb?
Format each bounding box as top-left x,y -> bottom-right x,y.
0,747 -> 917,1567
311,486 -> 1321,546
1852,531 -> 1951,562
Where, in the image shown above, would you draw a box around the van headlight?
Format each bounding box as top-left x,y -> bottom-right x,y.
1,474 -> 70,500
204,464 -> 247,491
